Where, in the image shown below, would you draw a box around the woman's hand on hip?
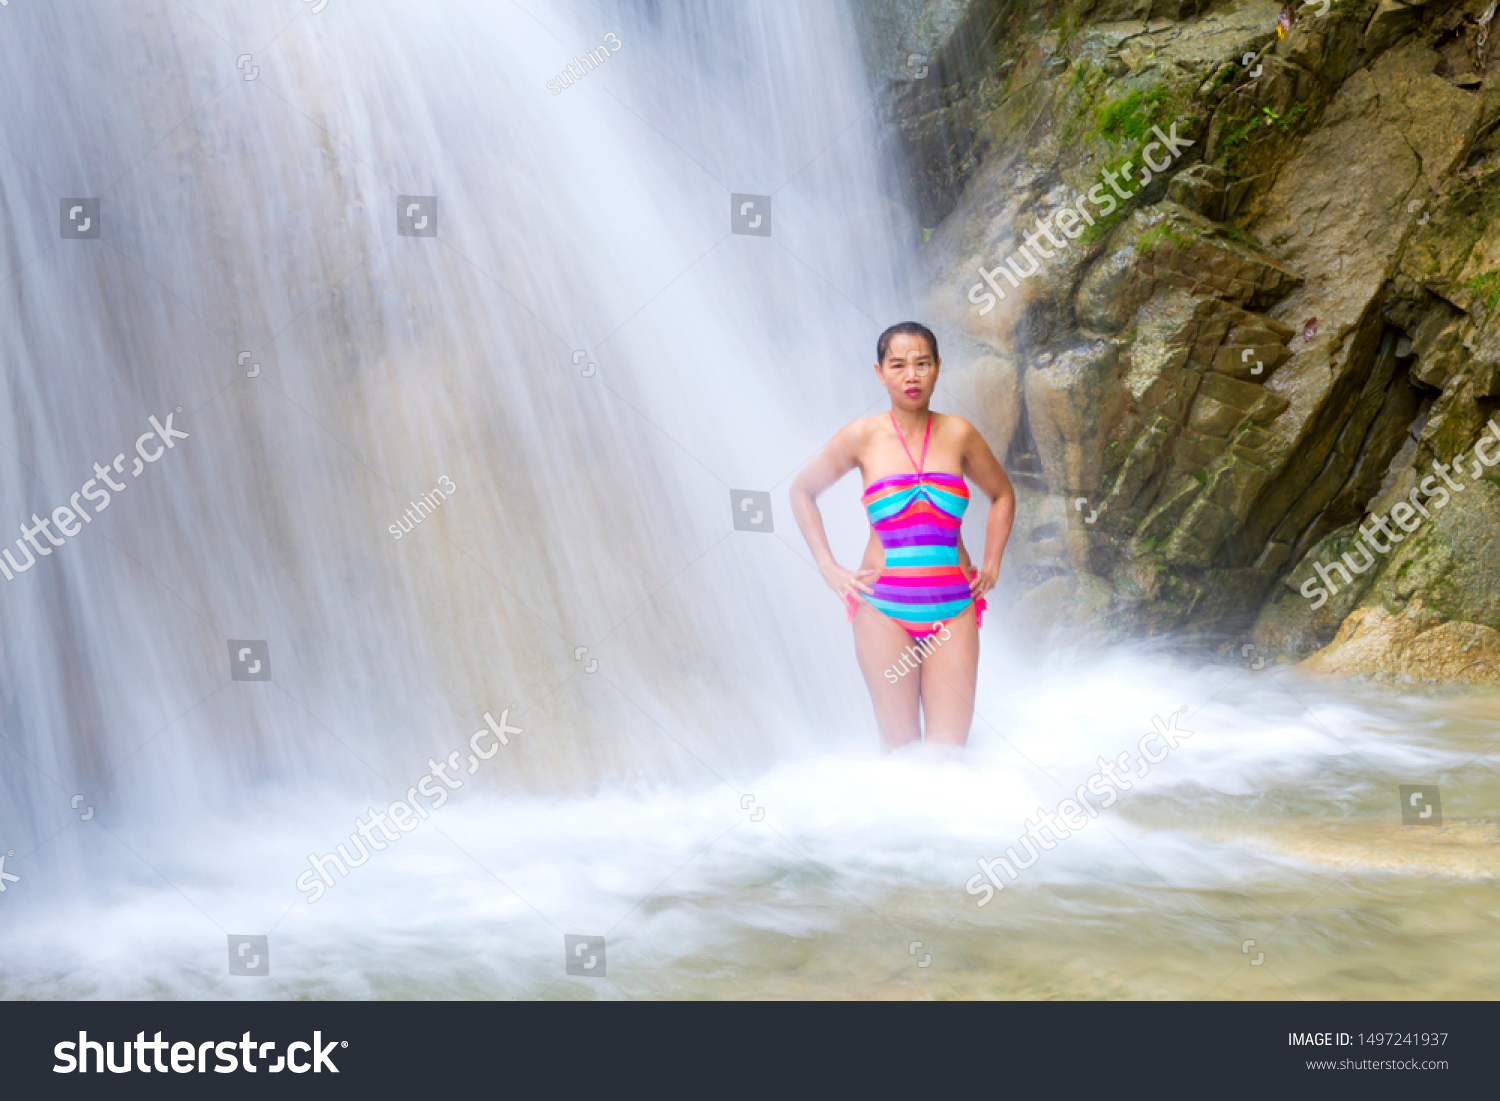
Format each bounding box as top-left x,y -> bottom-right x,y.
820,561 -> 877,603
968,567 -> 998,599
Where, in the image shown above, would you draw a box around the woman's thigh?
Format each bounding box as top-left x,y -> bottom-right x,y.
917,602 -> 978,747
851,601 -> 923,750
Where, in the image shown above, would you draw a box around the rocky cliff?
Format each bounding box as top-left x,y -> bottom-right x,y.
861,0 -> 1500,680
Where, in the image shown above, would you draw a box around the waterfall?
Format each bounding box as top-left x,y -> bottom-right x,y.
0,0 -> 922,873
17,1 -> 1464,1005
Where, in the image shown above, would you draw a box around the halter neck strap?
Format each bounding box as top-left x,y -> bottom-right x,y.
889,411 -> 931,475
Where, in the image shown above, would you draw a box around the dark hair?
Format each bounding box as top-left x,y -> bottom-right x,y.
876,322 -> 938,364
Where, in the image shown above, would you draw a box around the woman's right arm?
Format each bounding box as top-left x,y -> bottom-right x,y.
790,422 -> 877,602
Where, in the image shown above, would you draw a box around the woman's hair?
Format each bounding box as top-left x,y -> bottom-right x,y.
876,321 -> 938,364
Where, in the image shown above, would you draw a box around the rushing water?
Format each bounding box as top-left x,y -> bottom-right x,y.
1,0 -> 1497,1000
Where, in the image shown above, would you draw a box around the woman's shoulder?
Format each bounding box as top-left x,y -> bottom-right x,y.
837,415 -> 882,445
933,411 -> 978,440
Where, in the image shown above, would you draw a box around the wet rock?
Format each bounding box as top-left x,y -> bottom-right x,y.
1397,174 -> 1500,318
1132,473 -> 1202,551
1076,202 -> 1301,335
1075,243 -> 1142,333
1132,202 -> 1302,310
1364,0 -> 1423,58
947,349 -> 1024,461
851,0 -> 1021,224
1100,412 -> 1177,520
1023,340 -> 1124,523
1166,162 -> 1229,220
1298,359 -> 1424,557
914,0 -> 1500,647
1416,375 -> 1484,471
1253,523 -> 1382,655
1407,305 -> 1467,391
1301,600 -> 1500,683
1197,371 -> 1290,425
1209,336 -> 1292,381
1234,41 -> 1488,575
1364,438 -> 1500,630
1016,570 -> 1116,634
1265,331 -> 1412,559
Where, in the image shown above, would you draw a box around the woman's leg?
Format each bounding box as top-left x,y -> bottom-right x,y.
852,601 -> 923,750
916,602 -> 978,747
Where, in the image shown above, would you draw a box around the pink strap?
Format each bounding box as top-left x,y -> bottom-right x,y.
889,412 -> 931,475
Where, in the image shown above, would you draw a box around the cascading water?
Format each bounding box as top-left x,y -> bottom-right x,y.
1,0 -> 1497,1000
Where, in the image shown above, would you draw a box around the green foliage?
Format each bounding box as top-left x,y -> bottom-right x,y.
1206,64 -> 1238,97
1065,57 -> 1092,93
1063,77 -> 1190,248
1081,205 -> 1127,246
1263,103 -> 1307,131
1095,84 -> 1172,143
1059,61 -> 1107,142
1218,101 -> 1309,165
1051,0 -> 1084,48
1468,270 -> 1500,313
1190,468 -> 1208,485
1218,115 -> 1262,160
1137,223 -> 1194,252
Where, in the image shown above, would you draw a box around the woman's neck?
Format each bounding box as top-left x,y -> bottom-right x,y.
889,406 -> 930,434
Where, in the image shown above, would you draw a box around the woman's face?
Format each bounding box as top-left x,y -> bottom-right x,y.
875,333 -> 939,411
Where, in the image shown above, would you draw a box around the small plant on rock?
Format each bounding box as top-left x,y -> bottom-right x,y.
1467,269 -> 1500,313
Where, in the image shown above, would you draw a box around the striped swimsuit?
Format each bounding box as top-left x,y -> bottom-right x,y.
851,413 -> 984,641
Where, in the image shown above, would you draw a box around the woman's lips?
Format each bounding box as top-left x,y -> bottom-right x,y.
904,387 -> 921,397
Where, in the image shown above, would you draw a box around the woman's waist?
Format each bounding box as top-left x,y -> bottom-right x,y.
868,564 -> 972,598
872,542 -> 962,565
873,556 -> 966,577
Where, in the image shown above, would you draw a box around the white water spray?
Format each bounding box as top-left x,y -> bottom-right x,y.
0,0 -> 1495,1000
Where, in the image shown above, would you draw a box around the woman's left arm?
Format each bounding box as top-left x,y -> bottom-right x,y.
962,420 -> 1016,601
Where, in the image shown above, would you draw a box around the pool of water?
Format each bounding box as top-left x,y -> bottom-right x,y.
5,652 -> 1495,1000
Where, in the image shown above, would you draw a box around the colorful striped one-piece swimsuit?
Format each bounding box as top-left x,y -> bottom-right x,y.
852,412 -> 984,641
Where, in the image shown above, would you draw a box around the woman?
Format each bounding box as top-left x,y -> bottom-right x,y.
790,322 -> 1015,749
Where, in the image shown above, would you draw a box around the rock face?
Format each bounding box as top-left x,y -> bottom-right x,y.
854,0 -> 1500,679
1301,602 -> 1500,683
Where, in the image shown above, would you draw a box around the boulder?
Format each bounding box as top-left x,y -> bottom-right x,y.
1301,601 -> 1500,683
1023,340 -> 1125,520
